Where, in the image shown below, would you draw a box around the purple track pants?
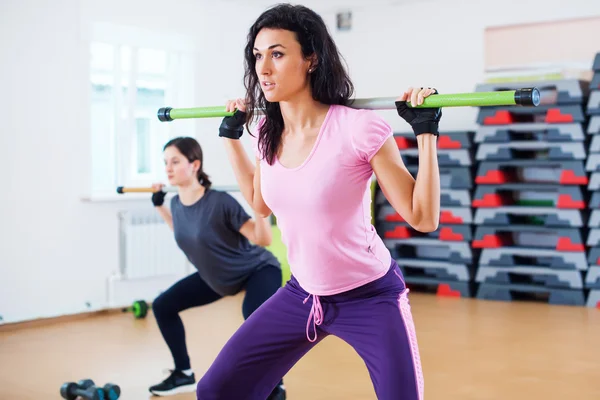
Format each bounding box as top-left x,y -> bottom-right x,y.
196,259 -> 424,400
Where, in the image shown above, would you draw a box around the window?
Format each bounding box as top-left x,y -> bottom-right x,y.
89,23 -> 196,196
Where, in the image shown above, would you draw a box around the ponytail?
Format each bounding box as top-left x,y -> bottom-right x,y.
197,170 -> 212,189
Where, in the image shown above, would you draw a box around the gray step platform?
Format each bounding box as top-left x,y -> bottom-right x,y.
588,116 -> 600,135
475,123 -> 584,143
407,165 -> 472,189
476,141 -> 586,161
588,172 -> 600,191
377,205 -> 473,224
591,72 -> 600,91
585,229 -> 600,246
472,184 -> 585,209
587,247 -> 600,265
476,283 -> 585,306
376,221 -> 472,241
401,276 -> 473,297
586,290 -> 600,308
401,148 -> 473,166
585,266 -> 600,289
473,225 -> 584,250
393,131 -> 474,149
587,91 -> 600,116
475,266 -> 583,289
475,160 -> 587,185
474,207 -> 585,228
589,210 -> 600,228
438,190 -> 472,207
385,238 -> 473,264
477,105 -> 586,125
588,192 -> 600,209
395,258 -> 471,281
589,134 -> 600,153
584,153 -> 600,172
474,79 -> 589,105
479,247 -> 588,270
375,188 -> 471,207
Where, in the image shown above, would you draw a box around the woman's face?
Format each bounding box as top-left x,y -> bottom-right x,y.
163,146 -> 198,186
253,28 -> 313,103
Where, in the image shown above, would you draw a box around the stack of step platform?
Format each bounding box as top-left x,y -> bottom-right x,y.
471,78 -> 590,306
374,130 -> 476,298
585,52 -> 600,308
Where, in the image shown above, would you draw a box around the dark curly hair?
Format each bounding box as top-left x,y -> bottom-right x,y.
243,3 -> 354,165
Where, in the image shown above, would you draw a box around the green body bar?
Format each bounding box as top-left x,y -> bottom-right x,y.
168,106 -> 235,119
158,87 -> 540,121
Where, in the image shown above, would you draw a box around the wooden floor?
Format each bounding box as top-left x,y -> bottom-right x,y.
1,293 -> 599,400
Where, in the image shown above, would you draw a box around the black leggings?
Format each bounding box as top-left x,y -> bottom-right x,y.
152,265 -> 282,371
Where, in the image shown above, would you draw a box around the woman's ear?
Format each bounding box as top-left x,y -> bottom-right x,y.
191,159 -> 201,173
307,54 -> 318,73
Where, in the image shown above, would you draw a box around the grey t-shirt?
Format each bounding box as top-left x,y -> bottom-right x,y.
170,189 -> 280,296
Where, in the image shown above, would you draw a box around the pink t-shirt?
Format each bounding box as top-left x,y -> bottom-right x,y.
253,104 -> 393,296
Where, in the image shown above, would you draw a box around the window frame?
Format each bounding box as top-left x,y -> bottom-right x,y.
88,22 -> 197,197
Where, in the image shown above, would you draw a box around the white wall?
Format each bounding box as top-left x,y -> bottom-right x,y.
0,0 -> 260,324
324,0 -> 600,131
1,0 -> 599,324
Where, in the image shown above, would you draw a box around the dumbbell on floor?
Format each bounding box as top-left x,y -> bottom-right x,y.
60,379 -> 103,400
121,300 -> 150,319
101,383 -> 121,400
60,379 -> 121,400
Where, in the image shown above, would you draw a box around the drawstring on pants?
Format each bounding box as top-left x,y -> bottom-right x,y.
302,268 -> 405,343
303,293 -> 323,342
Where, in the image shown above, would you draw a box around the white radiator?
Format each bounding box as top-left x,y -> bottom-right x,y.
118,210 -> 189,279
107,209 -> 192,308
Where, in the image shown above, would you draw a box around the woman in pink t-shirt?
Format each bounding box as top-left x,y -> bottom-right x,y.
197,4 -> 441,400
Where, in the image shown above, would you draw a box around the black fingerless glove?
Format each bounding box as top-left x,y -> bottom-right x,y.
395,90 -> 442,137
219,110 -> 247,140
152,190 -> 166,207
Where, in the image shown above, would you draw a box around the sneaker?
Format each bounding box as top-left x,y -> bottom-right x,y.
267,384 -> 286,400
149,369 -> 196,396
